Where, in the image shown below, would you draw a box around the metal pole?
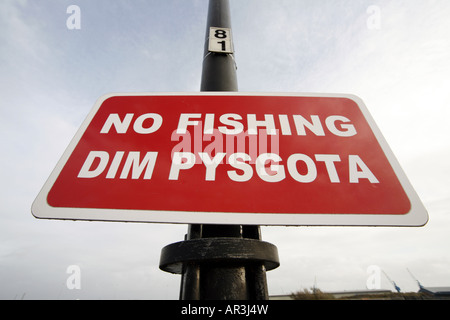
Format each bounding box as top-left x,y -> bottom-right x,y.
200,0 -> 238,92
159,0 -> 279,300
195,0 -> 246,300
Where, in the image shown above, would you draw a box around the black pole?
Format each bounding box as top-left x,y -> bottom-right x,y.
197,0 -> 246,300
200,0 -> 237,91
159,0 -> 279,300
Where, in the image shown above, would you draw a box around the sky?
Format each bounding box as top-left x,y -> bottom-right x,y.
1,0 -> 450,299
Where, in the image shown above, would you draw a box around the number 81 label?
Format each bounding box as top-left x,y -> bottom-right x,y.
208,27 -> 234,53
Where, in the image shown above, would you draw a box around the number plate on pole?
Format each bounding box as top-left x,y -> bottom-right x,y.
208,27 -> 234,53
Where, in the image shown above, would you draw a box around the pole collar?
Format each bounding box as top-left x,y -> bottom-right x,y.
160,237 -> 280,274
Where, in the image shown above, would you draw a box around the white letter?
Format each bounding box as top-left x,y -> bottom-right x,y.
349,155 -> 379,183
106,151 -> 125,179
278,114 -> 292,135
315,154 -> 341,183
78,151 -> 109,178
219,114 -> 244,135
66,265 -> 81,290
366,265 -> 381,290
169,152 -> 195,180
120,152 -> 158,179
287,154 -> 317,183
247,114 -> 276,135
228,153 -> 253,182
256,153 -> 285,182
177,114 -> 201,134
325,116 -> 357,137
66,5 -> 81,30
293,115 -> 325,136
367,5 -> 381,30
133,113 -> 162,134
204,114 -> 215,134
100,113 -> 134,134
198,152 -> 226,181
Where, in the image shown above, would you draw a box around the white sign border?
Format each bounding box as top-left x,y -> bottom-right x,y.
31,92 -> 428,227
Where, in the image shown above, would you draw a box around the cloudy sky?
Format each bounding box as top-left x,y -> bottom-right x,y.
1,0 -> 450,299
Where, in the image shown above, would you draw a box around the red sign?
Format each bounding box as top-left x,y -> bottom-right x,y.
32,93 -> 428,226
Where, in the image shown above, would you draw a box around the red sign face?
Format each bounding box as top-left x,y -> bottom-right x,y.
32,93 -> 428,226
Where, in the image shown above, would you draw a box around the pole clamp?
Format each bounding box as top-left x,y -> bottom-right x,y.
160,237 -> 280,274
